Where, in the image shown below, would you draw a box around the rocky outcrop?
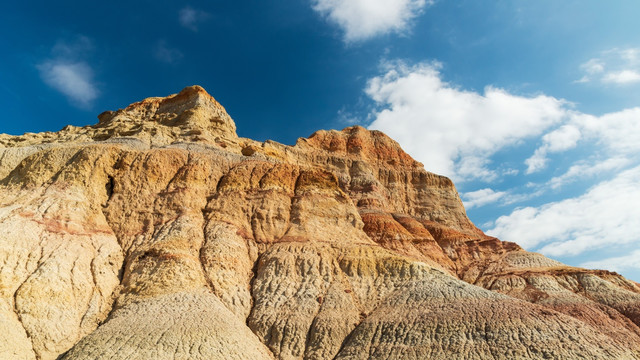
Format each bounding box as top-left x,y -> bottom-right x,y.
0,86 -> 639,359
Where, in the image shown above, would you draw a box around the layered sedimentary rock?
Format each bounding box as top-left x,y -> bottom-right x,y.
0,86 -> 639,359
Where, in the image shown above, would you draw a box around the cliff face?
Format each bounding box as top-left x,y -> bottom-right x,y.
1,86 -> 639,360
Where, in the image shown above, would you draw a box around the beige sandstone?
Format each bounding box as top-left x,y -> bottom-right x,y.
0,86 -> 638,359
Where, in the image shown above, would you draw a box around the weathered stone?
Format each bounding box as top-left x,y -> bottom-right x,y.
0,86 -> 638,359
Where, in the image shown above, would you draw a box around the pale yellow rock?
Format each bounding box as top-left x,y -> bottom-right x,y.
61,290 -> 274,360
0,300 -> 35,360
200,222 -> 256,320
0,185 -> 123,359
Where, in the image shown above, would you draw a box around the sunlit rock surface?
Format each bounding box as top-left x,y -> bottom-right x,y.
1,86 -> 639,359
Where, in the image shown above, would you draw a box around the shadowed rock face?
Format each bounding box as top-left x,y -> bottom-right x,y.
0,86 -> 639,360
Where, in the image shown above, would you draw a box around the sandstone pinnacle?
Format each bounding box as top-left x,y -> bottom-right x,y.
0,86 -> 639,359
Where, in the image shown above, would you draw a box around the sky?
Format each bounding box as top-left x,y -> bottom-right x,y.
1,1 -> 639,281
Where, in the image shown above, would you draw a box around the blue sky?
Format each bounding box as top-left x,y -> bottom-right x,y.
2,1 -> 639,281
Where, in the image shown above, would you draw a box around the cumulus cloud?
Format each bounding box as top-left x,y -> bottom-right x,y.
578,48 -> 640,85
36,36 -> 99,108
360,57 -> 640,277
179,6 -> 210,31
154,40 -> 184,64
487,166 -> 640,257
311,0 -> 432,42
576,108 -> 640,154
366,61 -> 568,181
361,58 -> 640,268
526,107 -> 640,174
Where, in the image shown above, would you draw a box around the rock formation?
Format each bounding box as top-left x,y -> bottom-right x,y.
0,86 -> 638,359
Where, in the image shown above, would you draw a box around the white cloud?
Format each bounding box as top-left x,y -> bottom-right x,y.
37,62 -> 98,108
549,157 -> 631,189
366,61 -> 568,181
541,124 -> 582,152
463,187 -> 543,210
462,188 -> 507,209
51,35 -> 94,59
179,6 -> 210,31
574,108 -> 640,154
578,48 -> 640,85
574,76 -> 590,84
523,150 -> 548,174
154,40 -> 184,64
37,36 -> 99,108
455,156 -> 498,182
487,166 -> 640,257
602,70 -> 640,84
580,58 -> 604,76
619,48 -> 640,62
581,250 -> 640,274
311,0 -> 432,42
525,124 -> 581,173
482,102 -> 640,262
525,107 -> 640,174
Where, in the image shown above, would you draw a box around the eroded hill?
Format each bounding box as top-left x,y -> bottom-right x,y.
1,86 -> 639,359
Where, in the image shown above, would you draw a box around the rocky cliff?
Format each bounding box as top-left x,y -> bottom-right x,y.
1,86 -> 639,359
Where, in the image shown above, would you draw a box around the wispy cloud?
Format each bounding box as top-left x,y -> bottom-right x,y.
36,36 -> 99,109
582,250 -> 640,274
37,62 -> 98,109
462,187 -> 543,210
311,0 -> 433,42
577,48 -> 640,85
549,157 -> 631,189
488,166 -> 640,257
154,40 -> 184,64
602,70 -> 640,84
179,6 -> 210,32
365,60 -> 568,182
580,58 -> 605,75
